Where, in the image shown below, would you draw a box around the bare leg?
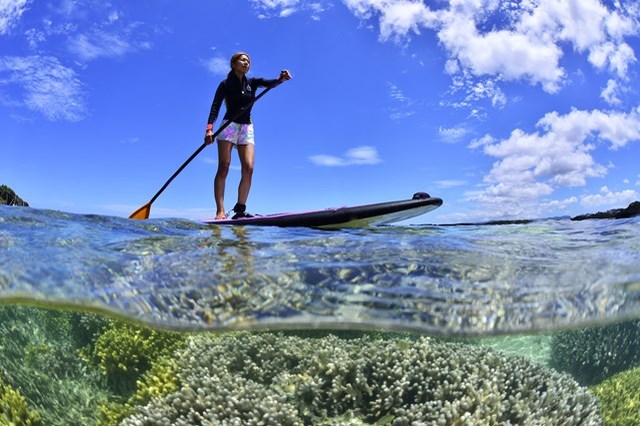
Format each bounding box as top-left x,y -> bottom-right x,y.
236,144 -> 255,207
214,141 -> 234,219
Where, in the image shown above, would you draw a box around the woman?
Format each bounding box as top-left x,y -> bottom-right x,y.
205,52 -> 291,220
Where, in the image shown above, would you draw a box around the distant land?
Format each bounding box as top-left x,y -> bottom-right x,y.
1,184 -> 638,222
571,201 -> 640,221
0,185 -> 29,206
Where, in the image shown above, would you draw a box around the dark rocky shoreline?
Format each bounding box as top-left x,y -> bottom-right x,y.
571,201 -> 640,221
0,185 -> 28,206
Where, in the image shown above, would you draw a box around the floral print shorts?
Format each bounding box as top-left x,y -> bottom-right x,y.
217,121 -> 255,147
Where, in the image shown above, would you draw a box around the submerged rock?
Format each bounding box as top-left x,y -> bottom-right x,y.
571,200 -> 640,220
0,185 -> 29,206
123,332 -> 602,425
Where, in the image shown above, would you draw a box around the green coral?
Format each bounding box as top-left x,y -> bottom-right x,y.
591,367 -> 640,426
0,373 -> 42,425
0,306 -> 111,425
123,332 -> 602,425
0,305 -> 189,425
550,319 -> 640,386
87,320 -> 186,396
97,356 -> 182,426
68,311 -> 109,348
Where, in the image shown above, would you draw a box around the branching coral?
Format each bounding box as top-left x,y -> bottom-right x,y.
591,366 -> 640,426
97,356 -> 182,426
0,373 -> 42,425
550,319 -> 640,386
87,320 -> 186,396
122,332 -> 602,425
0,306 -> 111,425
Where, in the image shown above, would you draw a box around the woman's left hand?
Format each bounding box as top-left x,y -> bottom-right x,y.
278,69 -> 292,82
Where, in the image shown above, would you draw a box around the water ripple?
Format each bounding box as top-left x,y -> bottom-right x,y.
1,206 -> 639,335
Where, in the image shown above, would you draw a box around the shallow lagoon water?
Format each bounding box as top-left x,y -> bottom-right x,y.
1,206 -> 639,424
1,206 -> 639,334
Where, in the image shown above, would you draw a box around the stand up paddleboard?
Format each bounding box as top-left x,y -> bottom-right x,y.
204,192 -> 442,229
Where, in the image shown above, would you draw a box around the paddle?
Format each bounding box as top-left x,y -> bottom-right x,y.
129,83 -> 278,220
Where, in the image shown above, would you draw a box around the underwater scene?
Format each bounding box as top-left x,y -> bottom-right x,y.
1,205 -> 639,425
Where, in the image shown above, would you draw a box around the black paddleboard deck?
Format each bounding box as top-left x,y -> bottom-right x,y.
203,192 -> 442,229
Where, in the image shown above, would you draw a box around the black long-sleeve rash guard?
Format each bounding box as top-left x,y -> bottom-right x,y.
207,72 -> 278,127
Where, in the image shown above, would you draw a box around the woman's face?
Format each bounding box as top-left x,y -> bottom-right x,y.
232,55 -> 251,74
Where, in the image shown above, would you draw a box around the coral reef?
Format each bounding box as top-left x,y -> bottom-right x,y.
97,355 -> 182,425
591,366 -> 640,426
122,332 -> 602,425
0,373 -> 41,425
550,319 -> 640,386
84,320 -> 186,396
0,306 -> 110,425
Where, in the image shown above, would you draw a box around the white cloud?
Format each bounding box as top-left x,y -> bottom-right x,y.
468,133 -> 495,149
446,73 -> 507,109
344,0 -> 438,43
0,0 -> 30,35
469,107 -> 640,216
203,56 -> 229,75
601,79 -> 622,105
0,55 -> 86,121
436,179 -> 466,188
68,29 -> 150,61
387,82 -> 416,119
25,27 -> 46,49
309,145 -> 382,166
438,12 -> 565,93
438,125 -> 468,144
251,0 -> 330,20
580,186 -> 639,207
541,196 -> 578,211
342,0 -> 639,99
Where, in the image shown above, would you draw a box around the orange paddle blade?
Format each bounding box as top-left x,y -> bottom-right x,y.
129,202 -> 151,220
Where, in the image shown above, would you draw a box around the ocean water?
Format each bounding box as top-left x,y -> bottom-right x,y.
1,205 -> 639,424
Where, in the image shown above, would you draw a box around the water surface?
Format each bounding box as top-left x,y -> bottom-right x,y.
2,205 -> 638,335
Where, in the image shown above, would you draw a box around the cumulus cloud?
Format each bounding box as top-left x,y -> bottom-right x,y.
439,11 -> 565,93
580,186 -> 639,207
0,0 -> 30,35
0,55 -> 86,121
601,79 -> 622,105
344,0 -> 438,43
468,134 -> 495,149
467,107 -> 640,217
343,0 -> 639,97
309,145 -> 382,166
541,196 -> 578,211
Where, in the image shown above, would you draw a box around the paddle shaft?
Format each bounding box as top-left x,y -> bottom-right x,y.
144,84 -> 277,207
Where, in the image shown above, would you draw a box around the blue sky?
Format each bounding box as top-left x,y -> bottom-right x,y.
1,0 -> 639,223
